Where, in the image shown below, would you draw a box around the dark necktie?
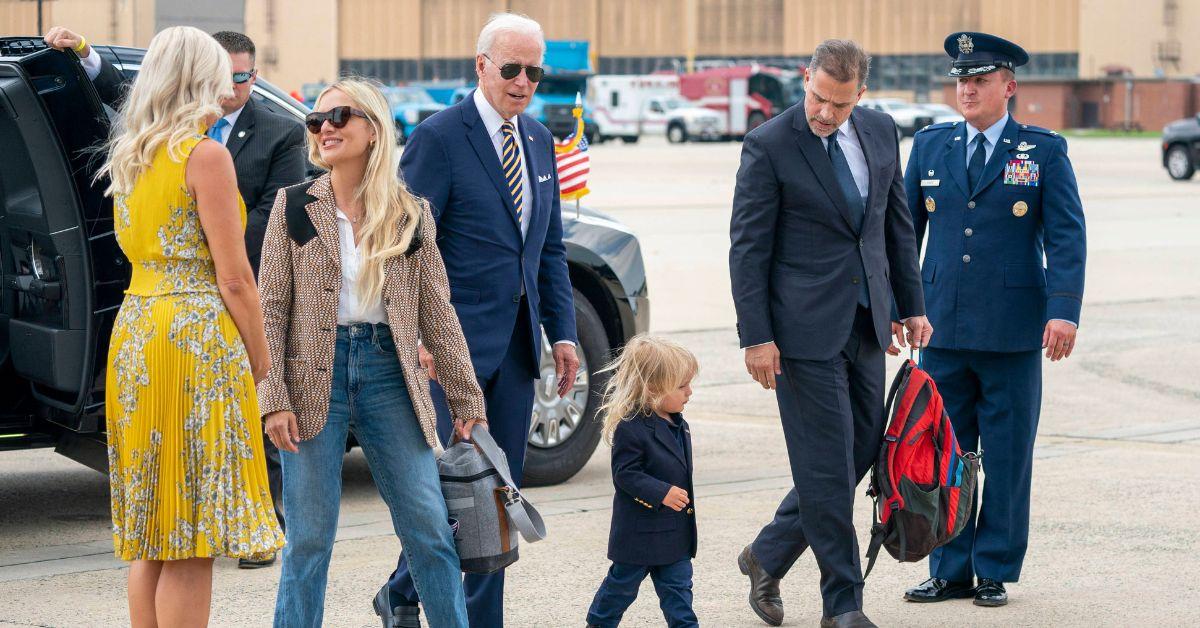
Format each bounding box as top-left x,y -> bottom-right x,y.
827,133 -> 870,308
967,134 -> 987,193
827,133 -> 865,232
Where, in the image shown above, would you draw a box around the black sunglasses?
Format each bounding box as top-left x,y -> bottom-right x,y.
305,106 -> 369,134
232,70 -> 256,84
483,54 -> 543,82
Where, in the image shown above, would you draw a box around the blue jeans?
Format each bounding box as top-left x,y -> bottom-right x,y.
586,560 -> 698,628
273,323 -> 466,628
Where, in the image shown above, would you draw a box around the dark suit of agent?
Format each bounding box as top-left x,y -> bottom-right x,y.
62,28 -> 307,567
728,40 -> 931,628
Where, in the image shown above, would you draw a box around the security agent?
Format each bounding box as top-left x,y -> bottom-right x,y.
901,32 -> 1086,607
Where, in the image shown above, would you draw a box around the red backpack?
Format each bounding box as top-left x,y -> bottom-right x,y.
864,358 -> 980,577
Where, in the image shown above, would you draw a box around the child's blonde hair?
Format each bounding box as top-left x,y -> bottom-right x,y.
598,335 -> 699,444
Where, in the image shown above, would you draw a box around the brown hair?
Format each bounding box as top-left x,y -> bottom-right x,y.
809,39 -> 872,88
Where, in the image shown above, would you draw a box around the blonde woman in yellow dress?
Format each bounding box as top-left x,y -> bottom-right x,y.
99,26 -> 283,627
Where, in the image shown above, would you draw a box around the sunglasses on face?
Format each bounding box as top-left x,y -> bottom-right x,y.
232,70 -> 256,84
305,106 -> 369,134
483,54 -> 544,82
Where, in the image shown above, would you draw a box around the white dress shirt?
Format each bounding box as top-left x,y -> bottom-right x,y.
474,88 -> 531,240
965,112 -> 1010,165
820,117 -> 869,202
79,50 -> 102,80
209,106 -> 244,146
335,209 -> 387,325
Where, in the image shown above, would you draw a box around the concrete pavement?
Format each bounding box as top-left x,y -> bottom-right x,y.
1,135 -> 1198,627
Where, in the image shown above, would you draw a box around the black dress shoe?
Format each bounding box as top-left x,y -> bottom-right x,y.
738,544 -> 784,626
974,579 -> 1008,607
820,610 -> 878,628
237,552 -> 276,569
372,584 -> 421,628
904,577 -> 976,603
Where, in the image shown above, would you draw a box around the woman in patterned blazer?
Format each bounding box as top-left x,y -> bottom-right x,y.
259,78 -> 484,628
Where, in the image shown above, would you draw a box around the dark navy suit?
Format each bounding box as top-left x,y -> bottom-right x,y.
905,116 -> 1086,583
387,91 -> 577,626
729,104 -> 925,617
587,412 -> 698,627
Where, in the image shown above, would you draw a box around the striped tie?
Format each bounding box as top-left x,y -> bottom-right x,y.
500,121 -> 524,224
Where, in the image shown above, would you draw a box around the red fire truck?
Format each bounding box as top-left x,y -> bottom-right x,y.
678,64 -> 805,138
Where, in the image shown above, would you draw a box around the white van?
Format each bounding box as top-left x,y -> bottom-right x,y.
588,74 -> 724,143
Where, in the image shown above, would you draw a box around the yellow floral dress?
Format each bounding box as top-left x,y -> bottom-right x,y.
105,135 -> 284,561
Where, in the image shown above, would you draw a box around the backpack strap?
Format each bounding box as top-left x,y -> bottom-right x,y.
469,424 -> 547,543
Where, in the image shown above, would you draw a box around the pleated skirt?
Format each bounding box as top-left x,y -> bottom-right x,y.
105,291 -> 284,561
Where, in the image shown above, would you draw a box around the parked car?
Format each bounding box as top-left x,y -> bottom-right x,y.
381,85 -> 446,145
1162,113 -> 1200,181
920,102 -> 964,125
859,98 -> 935,137
0,38 -> 649,487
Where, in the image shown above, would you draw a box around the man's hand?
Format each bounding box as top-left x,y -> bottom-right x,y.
553,343 -> 579,398
454,417 -> 487,442
1043,320 -> 1077,362
662,486 -> 690,512
43,27 -> 91,57
887,322 -> 904,356
417,343 -> 437,382
745,342 -> 781,390
264,411 -> 300,453
902,316 -> 934,349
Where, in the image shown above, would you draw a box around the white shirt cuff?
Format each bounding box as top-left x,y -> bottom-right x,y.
1050,319 -> 1078,328
553,340 -> 576,348
79,48 -> 102,81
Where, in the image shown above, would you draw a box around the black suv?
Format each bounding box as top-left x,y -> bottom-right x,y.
0,38 -> 648,486
1163,113 -> 1200,181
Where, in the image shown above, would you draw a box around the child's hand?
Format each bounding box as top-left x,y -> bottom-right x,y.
662,486 -> 690,511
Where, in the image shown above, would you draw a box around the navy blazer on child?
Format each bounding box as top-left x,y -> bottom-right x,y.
607,411 -> 697,566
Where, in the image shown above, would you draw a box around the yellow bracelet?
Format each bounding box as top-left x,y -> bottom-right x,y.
73,37 -> 88,53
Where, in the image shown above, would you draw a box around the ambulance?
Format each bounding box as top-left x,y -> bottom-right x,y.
588,74 -> 725,143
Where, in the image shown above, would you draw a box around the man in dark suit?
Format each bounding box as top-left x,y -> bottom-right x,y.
901,32 -> 1086,608
729,40 -> 932,628
44,27 -> 306,567
376,13 -> 579,628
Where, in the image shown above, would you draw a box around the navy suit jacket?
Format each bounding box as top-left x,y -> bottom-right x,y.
729,104 -> 925,360
607,412 -> 697,566
399,91 -> 577,377
905,117 -> 1086,352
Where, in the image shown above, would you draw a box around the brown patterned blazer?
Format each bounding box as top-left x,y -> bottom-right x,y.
256,174 -> 485,448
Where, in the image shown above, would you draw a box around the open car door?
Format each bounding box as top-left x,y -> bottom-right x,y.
0,38 -> 124,437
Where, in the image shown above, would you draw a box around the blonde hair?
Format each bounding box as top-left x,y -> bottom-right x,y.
598,335 -> 699,445
97,26 -> 232,195
306,78 -> 422,310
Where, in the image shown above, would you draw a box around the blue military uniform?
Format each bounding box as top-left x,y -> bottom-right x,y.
904,32 -> 1086,588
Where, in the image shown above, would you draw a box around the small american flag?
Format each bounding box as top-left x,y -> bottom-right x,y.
555,131 -> 590,201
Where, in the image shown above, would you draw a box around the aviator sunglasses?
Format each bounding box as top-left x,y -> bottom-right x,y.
482,54 -> 544,82
305,106 -> 369,134
232,70 -> 256,84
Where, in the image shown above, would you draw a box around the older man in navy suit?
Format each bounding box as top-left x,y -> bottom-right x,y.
901,32 -> 1086,608
375,13 -> 579,628
730,40 -> 932,628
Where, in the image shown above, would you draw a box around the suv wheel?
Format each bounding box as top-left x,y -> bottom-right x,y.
667,123 -> 688,144
1166,144 -> 1195,180
522,289 -> 610,486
